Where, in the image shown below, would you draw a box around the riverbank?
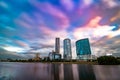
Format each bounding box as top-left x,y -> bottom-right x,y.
0,61 -> 98,65
41,61 -> 98,65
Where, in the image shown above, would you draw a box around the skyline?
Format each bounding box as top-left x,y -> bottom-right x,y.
0,0 -> 120,59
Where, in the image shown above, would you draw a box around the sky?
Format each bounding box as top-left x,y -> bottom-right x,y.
0,0 -> 120,59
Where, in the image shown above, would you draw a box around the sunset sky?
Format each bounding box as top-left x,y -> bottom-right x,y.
0,0 -> 120,59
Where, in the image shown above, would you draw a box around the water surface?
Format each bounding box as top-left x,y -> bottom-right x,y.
0,62 -> 120,80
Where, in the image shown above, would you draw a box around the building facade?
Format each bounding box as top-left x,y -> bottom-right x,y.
49,51 -> 61,60
76,38 -> 91,60
55,38 -> 60,53
63,38 -> 72,60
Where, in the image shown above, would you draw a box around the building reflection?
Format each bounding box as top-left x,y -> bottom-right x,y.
59,64 -> 64,80
52,64 -> 60,80
48,63 -> 96,80
72,64 -> 79,80
64,64 -> 73,80
50,64 -> 76,80
77,65 -> 96,80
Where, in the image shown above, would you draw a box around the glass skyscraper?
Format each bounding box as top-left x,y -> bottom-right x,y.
63,38 -> 72,60
76,38 -> 91,59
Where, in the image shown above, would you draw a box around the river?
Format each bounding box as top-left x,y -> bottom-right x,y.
0,62 -> 120,80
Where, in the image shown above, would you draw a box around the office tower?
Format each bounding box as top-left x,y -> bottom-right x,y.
76,38 -> 91,60
55,38 -> 60,53
63,38 -> 72,60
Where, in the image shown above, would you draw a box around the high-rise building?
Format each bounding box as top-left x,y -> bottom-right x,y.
76,38 -> 91,60
55,38 -> 60,53
63,38 -> 72,60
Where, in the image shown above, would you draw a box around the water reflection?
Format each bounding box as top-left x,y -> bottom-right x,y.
72,64 -> 79,80
51,64 -> 60,80
64,64 -> 73,80
0,62 -> 120,80
77,65 -> 96,80
93,65 -> 120,80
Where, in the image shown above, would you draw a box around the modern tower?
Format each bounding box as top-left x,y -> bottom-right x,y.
76,38 -> 91,60
55,38 -> 60,53
63,38 -> 72,60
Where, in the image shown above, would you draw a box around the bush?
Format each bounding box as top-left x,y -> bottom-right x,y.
97,56 -> 119,65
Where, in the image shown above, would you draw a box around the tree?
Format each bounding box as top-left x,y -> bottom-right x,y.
97,56 -> 119,65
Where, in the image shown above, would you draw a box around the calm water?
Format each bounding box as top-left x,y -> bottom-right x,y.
0,62 -> 120,80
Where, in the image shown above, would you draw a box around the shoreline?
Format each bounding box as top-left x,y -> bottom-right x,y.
0,61 -> 98,65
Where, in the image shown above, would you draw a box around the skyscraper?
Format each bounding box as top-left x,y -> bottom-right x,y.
76,38 -> 91,60
63,38 -> 72,60
55,38 -> 60,53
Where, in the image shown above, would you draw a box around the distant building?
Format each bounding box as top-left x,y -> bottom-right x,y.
63,38 -> 72,60
55,38 -> 60,53
32,53 -> 41,61
49,51 -> 61,60
76,38 -> 91,60
112,53 -> 120,58
91,55 -> 97,60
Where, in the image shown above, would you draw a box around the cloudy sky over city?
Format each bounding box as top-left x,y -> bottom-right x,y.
0,0 -> 120,59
